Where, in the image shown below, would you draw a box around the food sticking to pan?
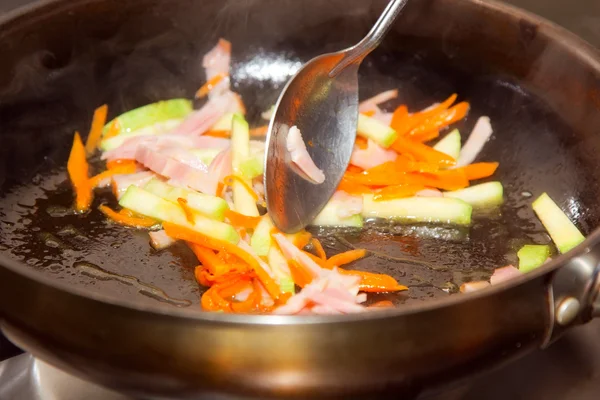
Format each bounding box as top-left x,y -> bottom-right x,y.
63,39 -> 585,315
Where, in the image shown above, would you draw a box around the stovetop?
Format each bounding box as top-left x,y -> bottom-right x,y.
0,0 -> 599,399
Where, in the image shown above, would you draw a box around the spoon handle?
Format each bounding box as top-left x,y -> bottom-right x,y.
330,0 -> 409,77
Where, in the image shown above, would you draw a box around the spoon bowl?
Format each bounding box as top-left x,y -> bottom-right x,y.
264,0 -> 409,233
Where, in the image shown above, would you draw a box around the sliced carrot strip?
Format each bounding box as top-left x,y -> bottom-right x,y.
395,156 -> 440,174
163,222 -> 281,300
392,95 -> 458,137
219,279 -> 253,299
85,104 -> 108,154
224,209 -> 261,229
201,286 -> 231,312
205,129 -> 230,138
311,238 -> 327,260
390,105 -> 409,134
337,177 -> 373,195
421,169 -> 469,191
373,184 -> 425,201
250,126 -> 268,136
411,129 -> 439,143
89,163 -> 137,188
106,159 -> 137,170
288,260 -> 314,288
102,119 -> 120,141
325,249 -> 367,269
98,205 -> 157,228
188,243 -> 229,276
231,279 -> 261,312
355,136 -> 369,150
195,72 -> 229,98
67,132 -> 93,212
177,198 -> 196,224
390,136 -> 456,167
302,250 -> 328,268
222,175 -> 258,201
292,231 -> 312,250
346,165 -> 364,174
339,269 -> 408,292
460,162 -> 499,181
408,102 -> 469,138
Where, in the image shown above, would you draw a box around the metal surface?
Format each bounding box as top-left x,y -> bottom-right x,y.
0,0 -> 599,398
265,0 -> 408,233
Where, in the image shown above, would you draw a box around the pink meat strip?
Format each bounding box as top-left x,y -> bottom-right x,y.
135,144 -> 219,195
286,126 -> 325,184
350,138 -> 397,170
455,116 -> 493,167
331,191 -> 363,218
149,230 -> 177,250
102,134 -> 230,161
208,148 -> 233,185
490,265 -> 521,286
172,91 -> 241,136
111,171 -> 156,200
358,89 -> 398,113
203,39 -> 231,82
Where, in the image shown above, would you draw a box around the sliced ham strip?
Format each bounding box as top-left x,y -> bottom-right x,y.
490,265 -> 521,286
272,233 -> 323,278
455,116 -> 493,167
203,39 -> 231,82
149,230 -> 177,250
208,148 -> 233,185
350,138 -> 397,170
102,134 -> 230,161
172,91 -> 241,136
372,111 -> 393,126
111,171 -> 156,199
416,188 -> 443,197
135,144 -> 219,195
331,191 -> 363,218
358,89 -> 398,113
286,126 -> 325,184
460,281 -> 490,293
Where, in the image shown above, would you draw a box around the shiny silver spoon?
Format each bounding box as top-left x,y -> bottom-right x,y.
264,0 -> 409,233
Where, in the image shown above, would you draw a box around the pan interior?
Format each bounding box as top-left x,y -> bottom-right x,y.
0,0 -> 599,314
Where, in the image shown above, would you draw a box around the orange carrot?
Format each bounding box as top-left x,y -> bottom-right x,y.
98,205 -> 158,228
460,162 -> 499,181
224,209 -> 261,229
163,222 -> 281,300
390,136 -> 456,167
395,156 -> 440,174
346,165 -> 364,174
288,260 -> 314,288
411,129 -> 439,143
250,126 -> 268,136
188,243 -> 229,276
102,120 -> 120,141
177,198 -> 196,224
67,132 -> 93,212
421,169 -> 469,191
325,249 -> 367,269
195,72 -> 229,98
201,286 -> 231,312
392,94 -> 457,137
390,105 -> 409,134
84,104 -> 108,154
205,129 -> 231,138
219,279 -> 253,299
355,136 -> 369,150
408,102 -> 469,138
372,184 -> 425,201
292,231 -> 312,249
222,175 -> 258,201
106,159 -> 137,170
339,269 -> 408,292
311,238 -> 327,260
231,279 -> 262,312
302,250 -> 328,268
89,163 -> 137,188
337,177 -> 373,195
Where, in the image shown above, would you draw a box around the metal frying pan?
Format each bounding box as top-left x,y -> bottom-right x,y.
0,0 -> 599,398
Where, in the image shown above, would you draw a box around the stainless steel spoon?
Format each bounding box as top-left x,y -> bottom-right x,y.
264,0 -> 409,233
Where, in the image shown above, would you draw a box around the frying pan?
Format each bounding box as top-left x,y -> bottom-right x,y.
0,0 -> 600,398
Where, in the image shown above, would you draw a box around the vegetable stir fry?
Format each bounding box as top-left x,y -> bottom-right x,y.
66,39 -> 586,314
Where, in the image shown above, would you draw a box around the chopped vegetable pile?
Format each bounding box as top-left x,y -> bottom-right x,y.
66,39 -> 587,314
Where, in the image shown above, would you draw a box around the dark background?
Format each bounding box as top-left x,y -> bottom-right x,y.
0,0 -> 599,399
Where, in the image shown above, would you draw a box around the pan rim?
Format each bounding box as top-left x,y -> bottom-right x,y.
1,0 -> 599,325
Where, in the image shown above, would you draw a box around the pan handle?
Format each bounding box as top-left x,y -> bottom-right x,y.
544,244 -> 600,346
